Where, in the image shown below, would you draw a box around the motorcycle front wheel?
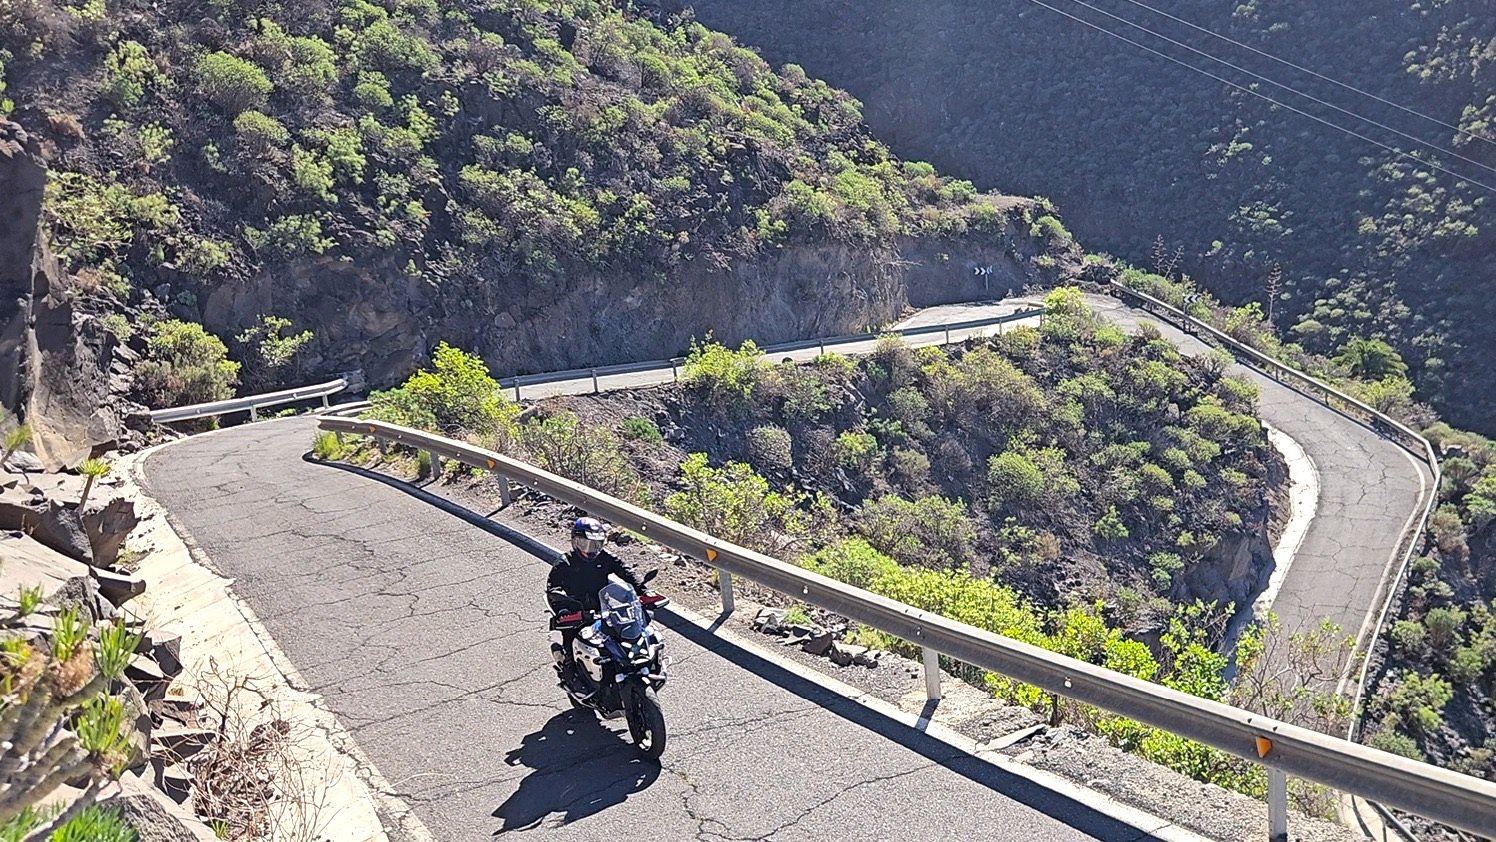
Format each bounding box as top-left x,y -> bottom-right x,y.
624,682 -> 666,759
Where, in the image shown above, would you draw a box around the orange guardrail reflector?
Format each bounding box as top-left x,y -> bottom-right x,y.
487,459 -> 495,469
706,548 -> 718,562
1255,736 -> 1272,758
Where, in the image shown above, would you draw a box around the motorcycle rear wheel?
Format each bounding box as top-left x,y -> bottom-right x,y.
624,683 -> 666,759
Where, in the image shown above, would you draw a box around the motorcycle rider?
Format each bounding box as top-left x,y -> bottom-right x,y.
547,516 -> 647,697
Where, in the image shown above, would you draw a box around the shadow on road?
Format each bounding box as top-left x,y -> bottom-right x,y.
491,709 -> 660,833
308,454 -> 1165,840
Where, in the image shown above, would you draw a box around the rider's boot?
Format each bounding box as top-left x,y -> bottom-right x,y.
552,644 -> 592,698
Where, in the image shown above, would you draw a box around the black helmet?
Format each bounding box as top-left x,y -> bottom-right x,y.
571,516 -> 606,559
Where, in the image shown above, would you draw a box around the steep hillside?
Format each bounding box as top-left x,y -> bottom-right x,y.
688,0 -> 1495,433
0,0 -> 1071,407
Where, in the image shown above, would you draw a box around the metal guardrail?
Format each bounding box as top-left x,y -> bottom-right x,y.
149,379 -> 348,424
315,415 -> 1495,838
497,308 -> 1045,396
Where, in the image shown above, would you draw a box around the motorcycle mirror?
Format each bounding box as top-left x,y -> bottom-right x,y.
642,569 -> 658,584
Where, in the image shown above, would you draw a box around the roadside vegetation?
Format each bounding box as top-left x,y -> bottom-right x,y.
0,596 -> 142,839
335,289 -> 1361,812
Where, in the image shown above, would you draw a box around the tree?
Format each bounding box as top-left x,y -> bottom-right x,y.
132,320 -> 241,408
369,342 -> 515,439
1333,337 -> 1408,381
236,315 -> 314,390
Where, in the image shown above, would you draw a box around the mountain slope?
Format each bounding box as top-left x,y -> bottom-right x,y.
688,0 -> 1495,433
0,0 -> 1070,396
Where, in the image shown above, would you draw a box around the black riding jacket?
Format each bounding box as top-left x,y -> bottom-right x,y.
546,549 -> 644,614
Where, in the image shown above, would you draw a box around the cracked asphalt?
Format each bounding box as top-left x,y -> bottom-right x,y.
143,418 -> 1168,841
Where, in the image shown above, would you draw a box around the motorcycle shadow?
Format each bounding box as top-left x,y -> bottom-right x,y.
491,708 -> 660,833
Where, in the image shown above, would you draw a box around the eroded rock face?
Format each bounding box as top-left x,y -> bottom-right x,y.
196,211 -> 1062,390
0,120 -> 136,469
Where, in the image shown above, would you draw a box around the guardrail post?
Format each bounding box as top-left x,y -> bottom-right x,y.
321,394 -> 330,409
818,340 -> 825,356
591,368 -> 599,393
249,406 -> 259,422
671,359 -> 678,382
944,327 -> 951,345
1267,768 -> 1288,842
717,569 -> 735,615
922,646 -> 942,701
498,473 -> 513,507
425,450 -> 439,479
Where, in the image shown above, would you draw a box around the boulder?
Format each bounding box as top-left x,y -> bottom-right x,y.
799,629 -> 834,657
3,451 -> 44,473
113,774 -> 219,841
152,723 -> 217,761
0,490 -> 93,563
83,495 -> 139,568
93,566 -> 146,605
829,642 -> 869,667
0,531 -> 94,607
126,654 -> 170,703
153,760 -> 194,805
751,607 -> 786,635
138,631 -> 183,678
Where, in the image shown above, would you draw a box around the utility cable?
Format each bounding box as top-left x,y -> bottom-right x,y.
1113,0 -> 1496,151
1010,0 -> 1496,194
1059,0 -> 1496,178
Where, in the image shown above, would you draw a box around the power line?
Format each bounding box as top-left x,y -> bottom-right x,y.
1113,0 -> 1496,151
1059,0 -> 1496,179
1011,0 -> 1496,194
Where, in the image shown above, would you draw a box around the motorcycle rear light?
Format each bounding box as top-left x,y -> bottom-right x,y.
559,611 -> 583,623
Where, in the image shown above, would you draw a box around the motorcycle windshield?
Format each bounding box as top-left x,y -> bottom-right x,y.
598,582 -> 645,640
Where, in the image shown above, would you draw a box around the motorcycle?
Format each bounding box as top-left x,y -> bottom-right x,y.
551,570 -> 671,758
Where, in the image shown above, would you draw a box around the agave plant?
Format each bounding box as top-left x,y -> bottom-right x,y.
76,459 -> 112,510
0,607 -> 141,832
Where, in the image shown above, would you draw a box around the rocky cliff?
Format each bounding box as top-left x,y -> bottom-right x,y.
0,121 -> 144,469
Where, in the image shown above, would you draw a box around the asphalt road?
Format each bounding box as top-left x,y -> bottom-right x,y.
143,417 -> 1174,841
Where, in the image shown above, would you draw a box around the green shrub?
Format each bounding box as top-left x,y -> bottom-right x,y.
290,144 -> 336,203
855,494 -> 976,569
369,341 -> 515,438
833,429 -> 879,472
243,214 -> 334,258
101,41 -> 158,108
886,387 -> 932,440
195,51 -> 273,112
664,453 -> 815,552
1029,214 -> 1072,244
176,237 -> 232,277
746,424 -> 793,472
682,337 -> 763,406
1390,619 -> 1427,655
1148,552 -> 1185,591
132,319 -> 240,408
1424,606 -> 1466,653
312,430 -> 348,460
1383,672 -> 1454,733
519,412 -> 641,499
619,416 -> 662,444
234,110 -> 289,149
1094,505 -> 1130,541
235,315 -> 313,389
888,447 -> 931,489
1368,727 -> 1424,761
